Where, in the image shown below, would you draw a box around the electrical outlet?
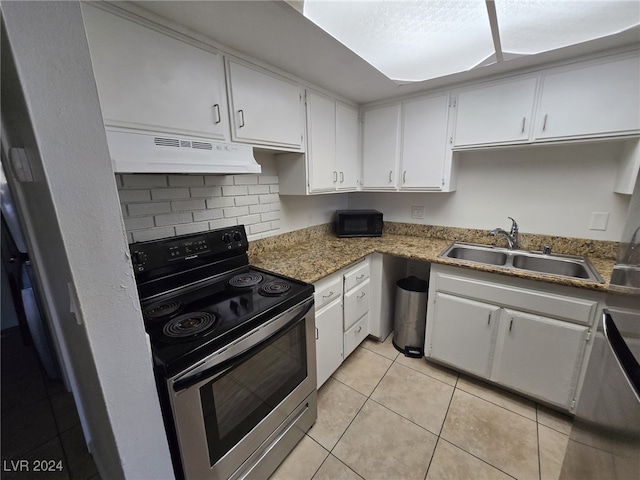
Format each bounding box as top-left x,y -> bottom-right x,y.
411,206 -> 425,219
589,212 -> 609,231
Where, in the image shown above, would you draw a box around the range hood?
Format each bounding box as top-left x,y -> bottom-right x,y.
106,130 -> 261,174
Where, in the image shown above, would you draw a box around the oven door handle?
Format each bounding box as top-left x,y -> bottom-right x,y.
172,298 -> 314,392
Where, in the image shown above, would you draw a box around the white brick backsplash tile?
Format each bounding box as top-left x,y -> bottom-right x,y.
175,222 -> 210,236
205,176 -> 233,186
222,185 -> 247,197
261,211 -> 280,222
223,206 -> 250,218
171,199 -> 206,212
124,217 -> 154,230
206,197 -> 235,209
249,223 -> 271,235
234,195 -> 259,207
209,218 -> 237,229
151,188 -> 190,200
270,202 -> 281,212
248,185 -> 270,195
155,212 -> 193,226
271,220 -> 281,230
128,202 -> 171,216
193,209 -> 224,222
121,174 -> 167,188
127,232 -> 134,244
269,185 -> 280,194
190,186 -> 222,198
249,203 -> 271,214
118,189 -> 151,203
233,175 -> 258,185
132,226 -> 175,242
258,175 -> 279,185
241,214 -> 261,225
259,194 -> 279,204
168,175 -> 204,187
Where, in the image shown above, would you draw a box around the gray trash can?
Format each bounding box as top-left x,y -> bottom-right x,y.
393,276 -> 429,357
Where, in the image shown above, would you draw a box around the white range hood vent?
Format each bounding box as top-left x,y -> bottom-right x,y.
106,130 -> 261,174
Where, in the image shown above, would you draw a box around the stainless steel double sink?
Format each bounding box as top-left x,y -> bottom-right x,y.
439,242 -> 604,283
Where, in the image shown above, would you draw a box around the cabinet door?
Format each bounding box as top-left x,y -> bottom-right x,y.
307,91 -> 337,192
315,300 -> 344,388
401,94 -> 450,190
493,309 -> 588,409
534,56 -> 640,140
428,293 -> 500,378
454,77 -> 537,147
361,104 -> 401,190
336,103 -> 360,191
226,60 -> 304,150
83,5 -> 229,141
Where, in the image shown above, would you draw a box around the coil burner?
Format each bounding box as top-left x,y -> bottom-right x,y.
144,301 -> 183,320
228,273 -> 264,289
162,312 -> 218,340
259,281 -> 291,297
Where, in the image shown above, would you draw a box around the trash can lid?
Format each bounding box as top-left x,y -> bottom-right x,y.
396,275 -> 428,292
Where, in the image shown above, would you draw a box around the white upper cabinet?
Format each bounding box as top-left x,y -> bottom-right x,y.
83,5 -> 229,141
361,103 -> 402,190
401,93 -> 451,190
307,90 -> 337,192
362,94 -> 454,192
306,91 -> 359,193
226,59 -> 305,151
335,103 -> 360,191
534,55 -> 640,141
453,76 -> 538,147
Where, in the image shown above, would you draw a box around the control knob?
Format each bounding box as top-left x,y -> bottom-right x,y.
222,233 -> 232,244
233,231 -> 242,242
131,251 -> 147,271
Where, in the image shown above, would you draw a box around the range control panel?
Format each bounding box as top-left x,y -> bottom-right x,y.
130,225 -> 248,274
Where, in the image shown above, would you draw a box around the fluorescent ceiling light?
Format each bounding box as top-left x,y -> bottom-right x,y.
495,0 -> 640,55
302,0 -> 640,83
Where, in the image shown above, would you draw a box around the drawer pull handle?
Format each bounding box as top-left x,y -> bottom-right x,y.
356,274 -> 365,280
509,318 -> 514,332
357,292 -> 366,299
356,326 -> 362,334
322,291 -> 334,299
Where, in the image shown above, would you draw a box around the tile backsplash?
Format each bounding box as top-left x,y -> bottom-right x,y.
116,173 -> 280,243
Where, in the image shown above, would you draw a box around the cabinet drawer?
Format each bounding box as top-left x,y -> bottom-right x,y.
314,274 -> 343,310
344,261 -> 370,291
344,313 -> 369,358
344,280 -> 370,330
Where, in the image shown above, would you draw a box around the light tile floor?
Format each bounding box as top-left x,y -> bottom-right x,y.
271,333 -> 573,480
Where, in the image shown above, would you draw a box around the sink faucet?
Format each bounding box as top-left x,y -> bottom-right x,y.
622,225 -> 640,264
489,217 -> 520,250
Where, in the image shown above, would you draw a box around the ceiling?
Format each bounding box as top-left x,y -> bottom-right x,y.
127,0 -> 640,104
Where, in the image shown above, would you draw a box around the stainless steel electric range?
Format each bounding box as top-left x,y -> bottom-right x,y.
131,225 -> 317,480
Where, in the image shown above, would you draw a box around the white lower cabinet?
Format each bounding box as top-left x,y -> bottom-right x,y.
313,257 -> 371,387
493,309 -> 589,407
315,298 -> 344,389
430,293 -> 500,378
426,264 -> 604,411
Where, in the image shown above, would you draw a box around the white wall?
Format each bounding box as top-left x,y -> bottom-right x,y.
1,2 -> 173,478
349,141 -> 632,241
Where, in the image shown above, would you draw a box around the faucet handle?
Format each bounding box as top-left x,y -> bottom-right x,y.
507,217 -> 518,236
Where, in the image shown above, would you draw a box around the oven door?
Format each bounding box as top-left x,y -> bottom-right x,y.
168,298 -> 317,480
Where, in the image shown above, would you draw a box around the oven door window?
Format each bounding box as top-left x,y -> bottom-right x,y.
200,318 -> 307,466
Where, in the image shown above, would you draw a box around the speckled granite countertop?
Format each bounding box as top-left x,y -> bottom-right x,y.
249,224 -> 616,293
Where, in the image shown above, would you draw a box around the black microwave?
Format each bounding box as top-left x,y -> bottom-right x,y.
335,210 -> 383,238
